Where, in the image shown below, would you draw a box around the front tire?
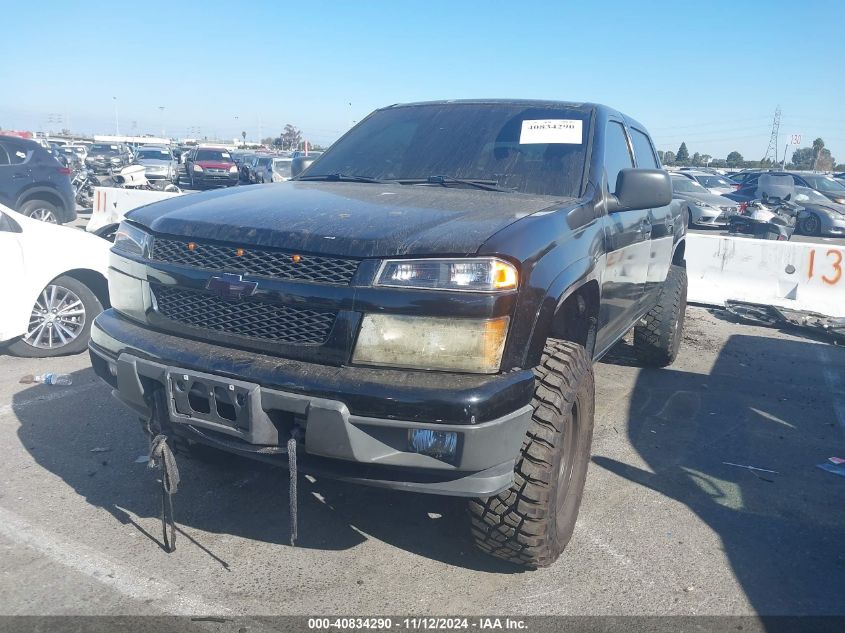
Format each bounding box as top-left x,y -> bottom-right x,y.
469,340 -> 595,568
632,264 -> 687,367
5,276 -> 103,357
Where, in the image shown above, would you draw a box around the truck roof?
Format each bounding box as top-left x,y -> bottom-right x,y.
381,99 -> 650,135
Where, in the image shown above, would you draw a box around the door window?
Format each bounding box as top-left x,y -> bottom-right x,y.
604,122 -> 634,194
630,129 -> 659,169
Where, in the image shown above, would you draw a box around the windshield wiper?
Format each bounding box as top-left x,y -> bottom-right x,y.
396,175 -> 513,192
296,173 -> 385,183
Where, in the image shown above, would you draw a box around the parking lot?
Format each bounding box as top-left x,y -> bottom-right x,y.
2,306 -> 843,617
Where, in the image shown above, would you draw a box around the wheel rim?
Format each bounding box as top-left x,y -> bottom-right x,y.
554,402 -> 579,536
24,285 -> 86,349
29,207 -> 57,223
803,214 -> 821,235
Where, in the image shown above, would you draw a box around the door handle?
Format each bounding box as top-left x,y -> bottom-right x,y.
12,173 -> 28,179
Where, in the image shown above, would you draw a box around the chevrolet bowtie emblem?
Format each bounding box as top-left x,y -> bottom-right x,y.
205,274 -> 258,301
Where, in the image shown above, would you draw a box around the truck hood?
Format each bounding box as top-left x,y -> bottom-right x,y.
128,181 -> 565,257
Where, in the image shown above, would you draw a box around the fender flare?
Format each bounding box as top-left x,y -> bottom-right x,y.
521,256 -> 601,369
15,185 -> 70,212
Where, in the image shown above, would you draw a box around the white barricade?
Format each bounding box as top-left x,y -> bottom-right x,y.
86,187 -> 186,235
686,233 -> 845,317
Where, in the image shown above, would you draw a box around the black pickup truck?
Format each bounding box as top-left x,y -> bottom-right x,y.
90,100 -> 686,567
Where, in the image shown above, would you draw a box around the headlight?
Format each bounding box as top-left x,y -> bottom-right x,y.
692,200 -> 711,208
193,164 -> 204,172
109,268 -> 147,322
113,222 -> 152,258
375,258 -> 517,292
834,197 -> 845,204
111,157 -> 122,163
352,314 -> 510,373
229,165 -> 238,174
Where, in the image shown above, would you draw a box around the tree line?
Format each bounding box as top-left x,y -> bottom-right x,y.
658,138 -> 842,171
256,124 -> 323,151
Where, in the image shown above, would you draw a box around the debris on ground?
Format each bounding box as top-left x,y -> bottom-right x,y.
19,373 -> 74,386
89,447 -> 111,453
134,455 -> 150,464
817,458 -> 845,478
723,301 -> 845,345
723,461 -> 778,474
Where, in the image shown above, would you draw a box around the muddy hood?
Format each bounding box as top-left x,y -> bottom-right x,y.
127,181 -> 566,257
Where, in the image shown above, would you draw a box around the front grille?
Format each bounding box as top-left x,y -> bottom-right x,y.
150,238 -> 359,284
152,285 -> 335,344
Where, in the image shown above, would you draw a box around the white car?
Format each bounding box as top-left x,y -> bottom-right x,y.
0,205 -> 110,357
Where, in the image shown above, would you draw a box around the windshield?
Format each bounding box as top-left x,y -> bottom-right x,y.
672,177 -> 709,193
801,174 -> 845,193
697,175 -> 732,188
307,103 -> 592,197
137,149 -> 172,160
257,157 -> 271,167
794,186 -> 832,203
90,143 -> 119,154
195,149 -> 232,162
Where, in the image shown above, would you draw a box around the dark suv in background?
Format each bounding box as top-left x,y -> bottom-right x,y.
0,136 -> 76,223
85,142 -> 133,173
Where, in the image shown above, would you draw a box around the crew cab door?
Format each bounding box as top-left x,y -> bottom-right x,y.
629,127 -> 673,303
596,120 -> 649,354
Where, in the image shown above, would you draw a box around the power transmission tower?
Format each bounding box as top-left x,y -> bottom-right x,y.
761,106 -> 781,163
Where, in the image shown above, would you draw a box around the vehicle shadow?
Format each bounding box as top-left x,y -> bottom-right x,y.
13,369 -> 521,574
593,333 -> 845,615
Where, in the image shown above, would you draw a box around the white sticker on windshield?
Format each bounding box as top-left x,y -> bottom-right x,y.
519,119 -> 582,145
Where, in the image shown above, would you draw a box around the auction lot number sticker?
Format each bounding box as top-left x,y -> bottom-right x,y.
308,617 -> 527,630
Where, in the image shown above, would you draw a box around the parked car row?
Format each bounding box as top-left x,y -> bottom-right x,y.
675,166 -> 845,237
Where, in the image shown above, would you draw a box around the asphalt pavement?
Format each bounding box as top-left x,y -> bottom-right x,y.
1,307 -> 843,617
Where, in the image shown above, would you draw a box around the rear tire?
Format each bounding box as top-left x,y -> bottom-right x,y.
469,340 -> 595,568
20,199 -> 60,224
800,213 -> 822,237
632,264 -> 687,367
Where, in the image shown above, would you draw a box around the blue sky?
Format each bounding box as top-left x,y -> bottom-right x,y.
3,0 -> 844,163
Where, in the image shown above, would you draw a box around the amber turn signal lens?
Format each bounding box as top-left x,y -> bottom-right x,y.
291,254 -> 302,263
187,242 -> 197,251
236,248 -> 245,257
492,260 -> 518,289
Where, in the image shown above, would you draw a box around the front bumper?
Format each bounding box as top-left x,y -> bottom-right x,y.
191,170 -> 239,187
89,310 -> 535,497
143,168 -> 175,181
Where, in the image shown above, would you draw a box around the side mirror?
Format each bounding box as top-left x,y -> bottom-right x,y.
607,169 -> 672,213
291,156 -> 317,178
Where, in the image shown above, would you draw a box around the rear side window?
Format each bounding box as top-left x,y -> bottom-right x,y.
0,144 -> 10,166
604,122 -> 634,194
630,129 -> 659,169
1,142 -> 30,165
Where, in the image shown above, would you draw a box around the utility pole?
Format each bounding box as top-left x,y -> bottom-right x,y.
761,106 -> 781,164
158,106 -> 166,138
113,96 -> 120,136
